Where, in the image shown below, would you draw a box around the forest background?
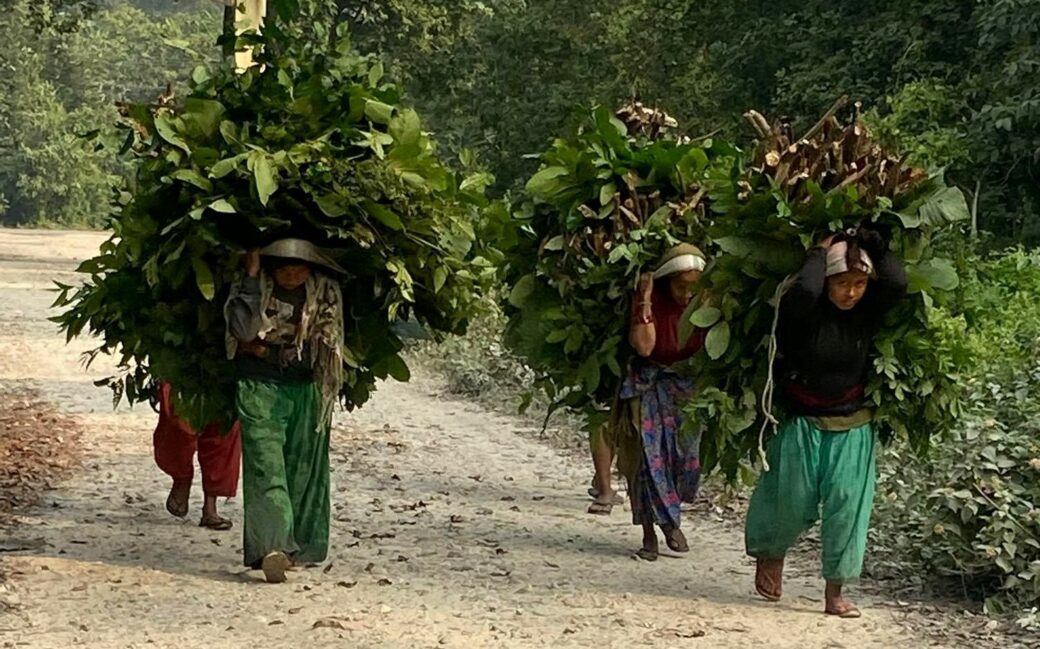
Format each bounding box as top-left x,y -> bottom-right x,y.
4,0 -> 1040,625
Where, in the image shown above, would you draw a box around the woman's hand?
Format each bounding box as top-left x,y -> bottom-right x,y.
244,249 -> 261,278
817,234 -> 837,250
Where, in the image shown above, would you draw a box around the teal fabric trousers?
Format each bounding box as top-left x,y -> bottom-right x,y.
236,379 -> 331,568
745,417 -> 876,583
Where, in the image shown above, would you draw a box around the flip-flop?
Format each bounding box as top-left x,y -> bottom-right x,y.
262,551 -> 291,584
165,490 -> 189,519
825,603 -> 862,619
199,514 -> 233,531
663,528 -> 689,553
587,487 -> 625,504
635,547 -> 658,562
754,558 -> 783,601
587,500 -> 613,515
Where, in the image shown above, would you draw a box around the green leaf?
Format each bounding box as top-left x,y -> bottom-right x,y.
373,353 -> 411,382
546,329 -> 569,344
191,257 -> 215,301
542,235 -> 565,251
364,100 -> 395,125
364,200 -> 403,231
508,274 -> 537,307
907,259 -> 959,293
208,198 -> 236,214
210,154 -> 244,179
389,108 -> 421,147
599,182 -> 616,206
918,186 -> 971,226
315,193 -> 348,218
169,169 -> 213,192
253,156 -> 278,206
689,306 -> 722,328
433,267 -> 448,293
368,60 -> 385,87
705,322 -> 731,360
154,114 -> 190,153
525,166 -> 569,197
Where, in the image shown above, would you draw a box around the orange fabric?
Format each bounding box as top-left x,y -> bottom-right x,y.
153,382 -> 242,497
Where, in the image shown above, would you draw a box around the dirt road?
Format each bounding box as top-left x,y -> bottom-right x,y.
0,229 -> 1007,648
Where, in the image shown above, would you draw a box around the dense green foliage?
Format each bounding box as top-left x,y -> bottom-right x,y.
353,1 -> 1038,248
873,250 -> 1040,612
52,15 -> 495,427
502,105 -> 714,427
0,0 -> 220,228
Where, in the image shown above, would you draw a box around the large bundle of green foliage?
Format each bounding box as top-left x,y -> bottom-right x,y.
506,99 -> 974,479
501,104 -> 717,428
53,24 -> 496,428
687,102 -> 974,479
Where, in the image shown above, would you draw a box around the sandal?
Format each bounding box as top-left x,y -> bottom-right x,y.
754,557 -> 784,602
261,551 -> 291,584
587,500 -> 613,515
825,602 -> 862,618
587,487 -> 625,504
199,514 -> 233,531
635,547 -> 658,562
165,484 -> 190,519
662,526 -> 689,553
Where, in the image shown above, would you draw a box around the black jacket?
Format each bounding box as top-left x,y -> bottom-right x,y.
776,245 -> 908,416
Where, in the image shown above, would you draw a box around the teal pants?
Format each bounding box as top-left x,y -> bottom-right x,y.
745,417 -> 876,583
237,379 -> 331,568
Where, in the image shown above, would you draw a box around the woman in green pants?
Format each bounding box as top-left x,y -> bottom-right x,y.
225,238 -> 345,583
745,226 -> 906,617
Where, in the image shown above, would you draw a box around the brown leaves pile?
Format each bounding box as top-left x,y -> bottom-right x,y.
0,388 -> 81,522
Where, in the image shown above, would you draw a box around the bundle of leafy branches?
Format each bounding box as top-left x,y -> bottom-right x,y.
53,24 -> 497,429
502,102 -> 719,429
685,97 -> 974,480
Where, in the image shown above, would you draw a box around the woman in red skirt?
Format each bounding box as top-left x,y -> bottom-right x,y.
153,382 -> 242,530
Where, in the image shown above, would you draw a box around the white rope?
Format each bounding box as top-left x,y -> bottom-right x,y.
757,275 -> 795,473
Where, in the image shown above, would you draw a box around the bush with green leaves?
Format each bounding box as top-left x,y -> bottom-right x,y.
685,108 -> 974,479
872,249 -> 1040,614
53,27 -> 497,428
502,104 -> 716,429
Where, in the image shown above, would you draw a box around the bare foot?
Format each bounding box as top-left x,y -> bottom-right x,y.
755,557 -> 784,601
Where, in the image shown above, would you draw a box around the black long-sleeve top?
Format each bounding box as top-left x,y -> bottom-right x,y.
776,246 -> 908,417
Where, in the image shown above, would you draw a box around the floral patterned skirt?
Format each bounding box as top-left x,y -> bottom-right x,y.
616,361 -> 701,528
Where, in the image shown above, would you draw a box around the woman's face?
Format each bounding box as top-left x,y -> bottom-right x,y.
272,262 -> 312,290
826,270 -> 869,310
668,269 -> 703,305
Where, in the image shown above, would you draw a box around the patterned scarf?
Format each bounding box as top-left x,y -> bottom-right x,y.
225,270 -> 344,428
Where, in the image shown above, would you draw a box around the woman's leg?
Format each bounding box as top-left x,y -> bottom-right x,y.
238,379 -> 299,569
819,423 -> 876,616
196,421 -> 241,529
745,418 -> 822,599
283,382 -> 331,564
153,383 -> 198,518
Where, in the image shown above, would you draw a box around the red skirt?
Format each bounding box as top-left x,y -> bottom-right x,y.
153,382 -> 241,497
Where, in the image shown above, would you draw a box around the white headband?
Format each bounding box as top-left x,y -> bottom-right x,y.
825,241 -> 874,278
653,254 -> 706,279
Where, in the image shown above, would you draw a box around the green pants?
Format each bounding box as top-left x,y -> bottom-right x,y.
745,417 -> 876,583
237,378 -> 331,567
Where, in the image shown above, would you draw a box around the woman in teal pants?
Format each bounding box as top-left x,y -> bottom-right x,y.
746,225 -> 906,618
